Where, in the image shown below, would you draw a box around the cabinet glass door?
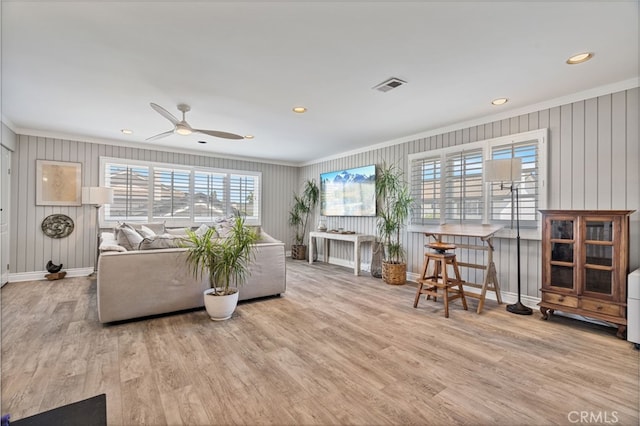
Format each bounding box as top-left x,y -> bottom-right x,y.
584,220 -> 614,295
549,219 -> 574,289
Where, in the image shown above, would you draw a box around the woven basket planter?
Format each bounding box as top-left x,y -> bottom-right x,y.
291,244 -> 307,260
382,261 -> 406,285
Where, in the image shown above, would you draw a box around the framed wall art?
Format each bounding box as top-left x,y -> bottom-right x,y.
36,160 -> 82,206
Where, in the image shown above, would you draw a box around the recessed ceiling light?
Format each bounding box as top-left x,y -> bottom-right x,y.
566,52 -> 593,64
292,106 -> 307,113
491,98 -> 508,106
244,135 -> 254,139
197,140 -> 207,144
121,129 -> 133,135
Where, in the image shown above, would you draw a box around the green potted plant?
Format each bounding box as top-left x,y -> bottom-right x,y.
183,216 -> 259,320
288,179 -> 319,260
376,162 -> 413,285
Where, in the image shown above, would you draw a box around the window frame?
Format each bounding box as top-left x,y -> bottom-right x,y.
100,157 -> 262,227
408,128 -> 547,229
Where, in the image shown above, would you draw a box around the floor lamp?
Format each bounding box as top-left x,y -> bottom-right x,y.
485,158 -> 532,315
82,187 -> 114,277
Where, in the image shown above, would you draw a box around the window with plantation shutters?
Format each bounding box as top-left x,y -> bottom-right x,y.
410,156 -> 441,225
444,149 -> 483,222
100,157 -> 262,225
153,168 -> 191,219
489,141 -> 539,226
193,171 -> 226,222
407,128 -> 547,228
229,174 -> 260,220
104,162 -> 150,221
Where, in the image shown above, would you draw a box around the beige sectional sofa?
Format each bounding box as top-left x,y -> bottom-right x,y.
97,225 -> 286,323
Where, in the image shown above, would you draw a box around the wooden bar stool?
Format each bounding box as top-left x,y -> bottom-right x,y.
414,242 -> 468,318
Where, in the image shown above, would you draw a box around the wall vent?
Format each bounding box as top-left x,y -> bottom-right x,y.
373,77 -> 407,93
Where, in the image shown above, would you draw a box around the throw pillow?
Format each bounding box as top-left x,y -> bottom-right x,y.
142,222 -> 166,235
138,225 -> 156,239
138,234 -> 182,250
214,216 -> 236,238
113,223 -> 124,240
194,224 -> 210,237
117,225 -> 144,251
128,221 -> 166,235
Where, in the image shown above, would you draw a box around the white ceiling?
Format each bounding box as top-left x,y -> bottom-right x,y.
2,1 -> 638,165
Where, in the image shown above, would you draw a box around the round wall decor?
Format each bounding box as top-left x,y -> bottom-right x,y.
41,214 -> 75,239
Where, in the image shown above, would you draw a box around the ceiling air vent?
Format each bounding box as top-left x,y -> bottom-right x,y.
373,77 -> 407,93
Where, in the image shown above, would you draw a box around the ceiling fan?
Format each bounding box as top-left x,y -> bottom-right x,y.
146,103 -> 244,141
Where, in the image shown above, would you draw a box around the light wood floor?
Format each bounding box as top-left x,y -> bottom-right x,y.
2,260 -> 639,425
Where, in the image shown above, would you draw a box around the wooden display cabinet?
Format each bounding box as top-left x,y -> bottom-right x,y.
539,210 -> 634,338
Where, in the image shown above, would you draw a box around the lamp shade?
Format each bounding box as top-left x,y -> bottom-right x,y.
485,158 -> 522,182
82,187 -> 114,205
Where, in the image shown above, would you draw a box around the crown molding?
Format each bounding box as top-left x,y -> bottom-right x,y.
5,77 -> 638,169
9,128 -> 299,167
1,114 -> 17,130
303,77 -> 639,166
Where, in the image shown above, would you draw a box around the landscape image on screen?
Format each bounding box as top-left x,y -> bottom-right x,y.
320,164 -> 376,216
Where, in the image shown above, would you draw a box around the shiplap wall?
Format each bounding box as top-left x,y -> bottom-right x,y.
300,88 -> 639,298
9,137 -> 298,273
8,87 -> 639,284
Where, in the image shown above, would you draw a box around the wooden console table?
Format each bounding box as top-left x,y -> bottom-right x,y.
410,224 -> 503,313
309,231 -> 375,276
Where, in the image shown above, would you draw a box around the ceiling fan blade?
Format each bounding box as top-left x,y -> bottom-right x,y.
150,103 -> 179,125
194,129 -> 244,140
146,129 -> 174,141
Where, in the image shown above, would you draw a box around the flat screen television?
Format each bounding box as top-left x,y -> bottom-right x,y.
320,164 -> 376,216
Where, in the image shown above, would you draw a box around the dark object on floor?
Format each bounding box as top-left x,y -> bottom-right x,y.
46,260 -> 63,273
44,272 -> 67,281
11,394 -> 106,426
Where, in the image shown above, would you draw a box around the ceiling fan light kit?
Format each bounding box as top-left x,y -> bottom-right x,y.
146,102 -> 244,141
175,124 -> 192,135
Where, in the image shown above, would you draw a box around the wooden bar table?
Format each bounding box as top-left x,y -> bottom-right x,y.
410,224 -> 504,313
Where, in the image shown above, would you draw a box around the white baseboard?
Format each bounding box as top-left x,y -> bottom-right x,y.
322,257 -> 372,272
292,254 -> 372,273
8,267 -> 94,283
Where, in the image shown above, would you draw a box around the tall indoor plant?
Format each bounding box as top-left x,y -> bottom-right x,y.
376,162 -> 413,285
183,216 -> 259,320
288,179 -> 319,260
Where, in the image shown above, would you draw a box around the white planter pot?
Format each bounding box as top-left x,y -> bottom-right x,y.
203,288 -> 239,321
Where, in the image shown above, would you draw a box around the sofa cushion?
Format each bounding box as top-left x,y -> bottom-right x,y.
100,243 -> 128,252
166,224 -> 216,238
165,227 -> 189,236
116,225 -> 144,251
138,234 -> 183,250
